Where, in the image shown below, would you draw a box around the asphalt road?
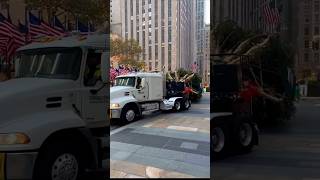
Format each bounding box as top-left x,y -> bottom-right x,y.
213,99 -> 320,180
110,94 -> 210,132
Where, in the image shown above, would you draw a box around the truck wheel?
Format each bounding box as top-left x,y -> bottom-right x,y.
33,141 -> 88,180
173,100 -> 182,111
121,105 -> 138,123
235,121 -> 254,153
212,124 -> 229,160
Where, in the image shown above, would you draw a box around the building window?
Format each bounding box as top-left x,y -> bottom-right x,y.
155,45 -> 158,60
149,46 -> 152,60
305,40 -> 310,48
161,46 -> 165,68
315,53 -> 320,64
315,26 -> 319,35
168,26 -> 172,42
131,20 -> 133,38
313,41 -> 320,50
316,14 -> 320,22
155,29 -> 158,43
304,53 -> 309,62
130,0 -> 133,16
305,27 -> 309,35
161,0 -> 165,26
168,44 -> 172,71
168,0 -> 172,17
161,28 -> 164,43
136,0 -> 139,14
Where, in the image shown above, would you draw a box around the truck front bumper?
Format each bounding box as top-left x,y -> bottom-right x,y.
110,109 -> 121,119
0,151 -> 38,180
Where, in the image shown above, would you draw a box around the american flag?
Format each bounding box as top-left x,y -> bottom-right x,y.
0,13 -> 25,61
0,13 -> 25,46
263,0 -> 281,25
191,61 -> 198,73
29,12 -> 65,38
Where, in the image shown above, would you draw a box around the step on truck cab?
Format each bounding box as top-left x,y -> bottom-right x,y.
110,72 -> 191,123
0,34 -> 109,180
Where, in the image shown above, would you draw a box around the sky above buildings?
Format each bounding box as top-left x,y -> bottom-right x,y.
204,0 -> 210,24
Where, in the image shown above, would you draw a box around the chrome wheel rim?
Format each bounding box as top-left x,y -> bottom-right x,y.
175,101 -> 181,110
126,110 -> 135,122
212,127 -> 225,152
239,123 -> 253,146
51,153 -> 78,180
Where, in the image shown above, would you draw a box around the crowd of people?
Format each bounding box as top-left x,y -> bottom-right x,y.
110,64 -> 140,85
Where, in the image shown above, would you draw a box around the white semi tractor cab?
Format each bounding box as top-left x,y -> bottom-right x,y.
110,72 -> 191,122
0,34 -> 109,180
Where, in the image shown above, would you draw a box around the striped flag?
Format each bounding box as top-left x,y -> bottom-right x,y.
263,0 -> 281,25
53,16 -> 66,34
0,13 -> 25,46
0,13 -> 25,61
29,12 -> 51,37
29,12 -> 65,38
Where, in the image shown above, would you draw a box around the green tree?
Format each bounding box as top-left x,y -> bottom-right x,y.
24,0 -> 109,25
111,38 -> 144,69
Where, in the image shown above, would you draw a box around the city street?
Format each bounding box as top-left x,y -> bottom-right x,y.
213,99 -> 320,180
110,93 -> 210,178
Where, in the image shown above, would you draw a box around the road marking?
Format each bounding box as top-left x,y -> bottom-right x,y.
167,126 -> 198,132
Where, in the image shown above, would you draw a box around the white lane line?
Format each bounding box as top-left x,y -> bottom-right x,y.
167,126 -> 198,132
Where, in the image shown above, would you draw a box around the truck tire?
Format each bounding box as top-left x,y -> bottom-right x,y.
212,123 -> 230,160
33,141 -> 88,180
121,105 -> 138,123
234,120 -> 255,153
173,100 -> 182,111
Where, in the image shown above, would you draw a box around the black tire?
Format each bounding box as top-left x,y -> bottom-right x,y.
121,105 -> 138,123
33,140 -> 88,180
173,99 -> 182,111
211,123 -> 230,160
234,120 -> 255,153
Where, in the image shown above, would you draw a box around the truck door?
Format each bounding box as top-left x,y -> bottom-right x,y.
81,49 -> 108,128
134,76 -> 149,101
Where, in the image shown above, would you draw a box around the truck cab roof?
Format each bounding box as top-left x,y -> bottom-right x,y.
116,72 -> 163,78
17,33 -> 109,51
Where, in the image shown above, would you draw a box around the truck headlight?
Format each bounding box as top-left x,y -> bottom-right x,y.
111,103 -> 120,108
0,133 -> 30,145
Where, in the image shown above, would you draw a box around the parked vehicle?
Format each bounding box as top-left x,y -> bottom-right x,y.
110,72 -> 191,123
0,34 -> 109,180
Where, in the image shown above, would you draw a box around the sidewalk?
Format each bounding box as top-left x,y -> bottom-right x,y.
110,97 -> 210,178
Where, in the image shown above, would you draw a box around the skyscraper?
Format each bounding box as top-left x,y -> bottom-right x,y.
194,0 -> 205,75
119,0 -> 195,72
296,0 -> 320,80
110,0 -> 122,36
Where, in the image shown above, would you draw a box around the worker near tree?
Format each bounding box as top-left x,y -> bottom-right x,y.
238,78 -> 282,113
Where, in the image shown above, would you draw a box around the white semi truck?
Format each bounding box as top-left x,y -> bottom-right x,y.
0,34 -> 109,180
110,72 -> 191,123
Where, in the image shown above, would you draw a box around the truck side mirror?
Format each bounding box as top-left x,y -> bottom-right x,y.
100,52 -> 109,84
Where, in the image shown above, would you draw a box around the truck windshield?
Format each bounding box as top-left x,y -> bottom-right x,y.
114,77 -> 136,87
15,47 -> 82,80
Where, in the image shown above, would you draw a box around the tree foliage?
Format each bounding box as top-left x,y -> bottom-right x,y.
111,38 -> 144,69
24,0 -> 109,25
